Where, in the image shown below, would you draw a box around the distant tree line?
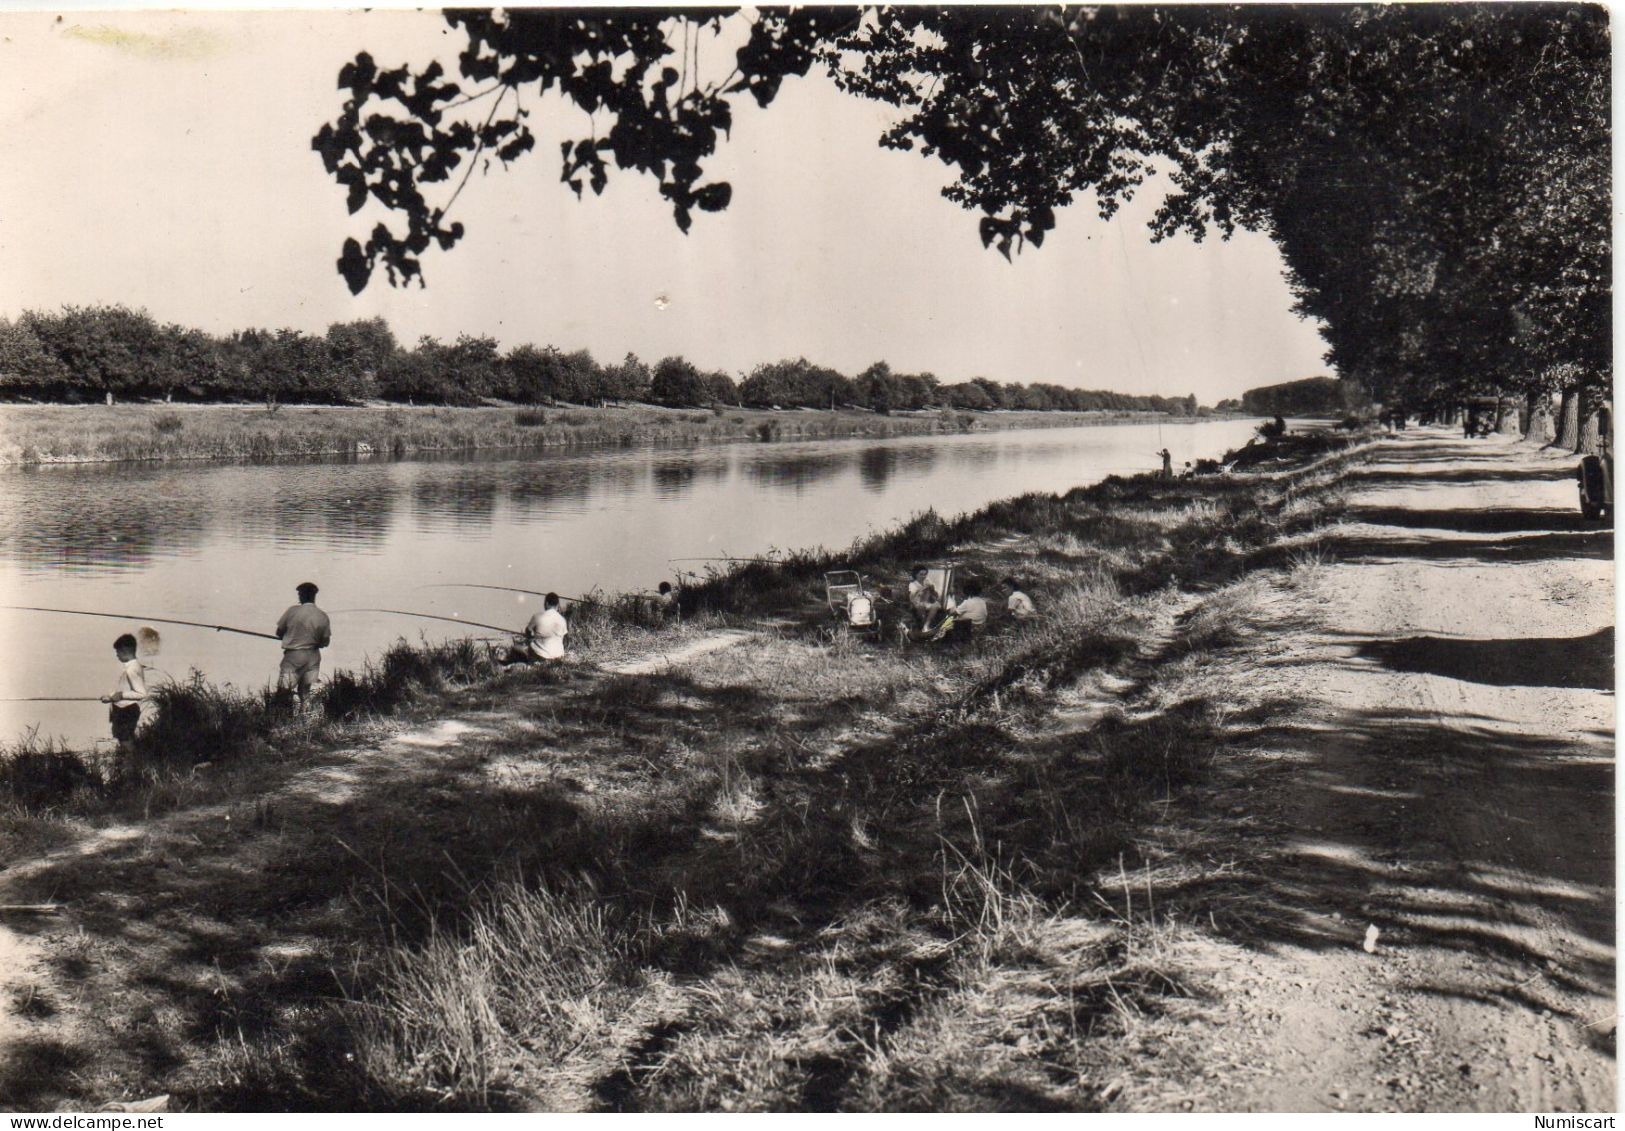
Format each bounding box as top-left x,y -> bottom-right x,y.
0,305 -> 1205,415
1218,377 -> 1367,419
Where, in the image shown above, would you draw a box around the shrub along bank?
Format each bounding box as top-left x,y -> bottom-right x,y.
0,401 -> 1184,465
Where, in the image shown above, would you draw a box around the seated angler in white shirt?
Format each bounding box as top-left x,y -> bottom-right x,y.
499,591 -> 569,664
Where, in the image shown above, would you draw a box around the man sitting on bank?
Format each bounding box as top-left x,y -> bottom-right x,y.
500,592 -> 569,664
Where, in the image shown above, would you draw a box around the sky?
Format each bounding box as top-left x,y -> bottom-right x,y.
0,8 -> 1333,403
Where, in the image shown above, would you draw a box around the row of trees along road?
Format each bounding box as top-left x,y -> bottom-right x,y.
0,305 -> 1201,415
315,6 -> 1609,452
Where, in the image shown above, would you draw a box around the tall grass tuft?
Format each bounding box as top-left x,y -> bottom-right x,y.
132,674 -> 277,773
937,796 -> 1053,969
356,878 -> 643,1105
322,638 -> 492,721
0,734 -> 106,808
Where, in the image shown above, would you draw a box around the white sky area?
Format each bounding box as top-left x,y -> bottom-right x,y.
0,9 -> 1332,402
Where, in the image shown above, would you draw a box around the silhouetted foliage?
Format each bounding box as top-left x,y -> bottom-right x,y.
315,6 -> 1609,426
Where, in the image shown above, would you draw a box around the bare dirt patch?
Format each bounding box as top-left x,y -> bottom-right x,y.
1118,429 -> 1613,1112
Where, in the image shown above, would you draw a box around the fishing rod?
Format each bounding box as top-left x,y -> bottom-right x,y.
0,696 -> 105,703
337,607 -> 518,635
668,557 -> 784,565
0,605 -> 278,641
418,583 -> 613,610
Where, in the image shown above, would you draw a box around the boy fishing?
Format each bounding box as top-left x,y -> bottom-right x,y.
100,633 -> 147,752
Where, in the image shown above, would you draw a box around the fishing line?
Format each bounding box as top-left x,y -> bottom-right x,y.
668,557 -> 783,565
417,583 -> 612,609
336,607 -> 518,635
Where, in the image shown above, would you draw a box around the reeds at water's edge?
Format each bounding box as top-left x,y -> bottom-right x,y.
0,402 -> 1183,465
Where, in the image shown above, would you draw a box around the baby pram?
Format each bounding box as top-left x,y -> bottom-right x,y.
824,570 -> 883,635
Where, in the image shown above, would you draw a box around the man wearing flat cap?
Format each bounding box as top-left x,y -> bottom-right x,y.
275,581 -> 331,710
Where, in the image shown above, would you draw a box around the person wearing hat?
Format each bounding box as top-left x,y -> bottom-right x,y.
275,581 -> 331,709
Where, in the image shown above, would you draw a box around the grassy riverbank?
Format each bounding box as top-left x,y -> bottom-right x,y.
0,430 -> 1369,1111
0,402 -> 1190,466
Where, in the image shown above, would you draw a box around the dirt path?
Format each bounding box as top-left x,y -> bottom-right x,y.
1182,428 -> 1614,1112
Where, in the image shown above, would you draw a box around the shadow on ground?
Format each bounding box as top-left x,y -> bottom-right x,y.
1160,704 -> 1615,1006
1349,507 -> 1608,536
1350,628 -> 1614,690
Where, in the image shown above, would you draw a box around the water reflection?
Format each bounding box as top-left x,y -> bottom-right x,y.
505,464 -> 599,515
411,473 -> 500,532
742,449 -> 851,493
652,458 -> 702,499
858,446 -> 897,492
945,443 -> 1002,471
318,484 -> 395,549
0,468 -> 211,574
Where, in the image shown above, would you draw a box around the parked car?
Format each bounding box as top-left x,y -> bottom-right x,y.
1577,454 -> 1612,520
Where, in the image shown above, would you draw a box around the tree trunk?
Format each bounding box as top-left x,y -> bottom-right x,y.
1494,399 -> 1517,434
1523,390 -> 1555,443
1576,389 -> 1605,455
1555,387 -> 1580,449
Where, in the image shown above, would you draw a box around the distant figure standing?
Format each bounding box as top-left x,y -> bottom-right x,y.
1003,576 -> 1036,620
1275,414 -> 1287,436
1157,448 -> 1173,478
502,592 -> 569,663
275,581 -> 331,709
100,632 -> 147,752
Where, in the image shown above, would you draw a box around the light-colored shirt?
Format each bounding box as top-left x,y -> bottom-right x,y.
955,596 -> 989,626
276,603 -> 332,651
1007,590 -> 1036,618
908,580 -> 940,613
111,658 -> 147,709
525,607 -> 568,659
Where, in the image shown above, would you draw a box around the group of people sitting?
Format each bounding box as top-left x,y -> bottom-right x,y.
900,566 -> 1036,644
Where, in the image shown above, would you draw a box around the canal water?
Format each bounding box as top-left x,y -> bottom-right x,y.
2,416 -> 1276,746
